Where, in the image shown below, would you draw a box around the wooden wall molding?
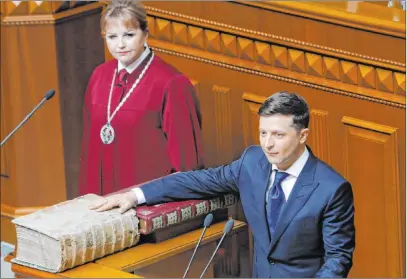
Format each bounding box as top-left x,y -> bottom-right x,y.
242,92 -> 267,105
308,110 -> 330,164
144,8 -> 405,107
151,46 -> 405,109
342,116 -> 399,134
1,204 -> 44,219
2,1 -> 95,15
236,1 -> 406,39
1,97 -> 9,178
242,93 -> 261,147
191,81 -> 244,167
0,144 -> 9,178
341,116 -> 402,277
1,2 -> 104,25
145,6 -> 405,69
212,85 -> 234,162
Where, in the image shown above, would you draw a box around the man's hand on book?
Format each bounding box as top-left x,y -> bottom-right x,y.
88,192 -> 138,214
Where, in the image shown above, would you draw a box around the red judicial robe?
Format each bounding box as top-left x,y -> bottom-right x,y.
79,53 -> 204,195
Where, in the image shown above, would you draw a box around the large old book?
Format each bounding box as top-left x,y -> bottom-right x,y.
11,194 -> 140,273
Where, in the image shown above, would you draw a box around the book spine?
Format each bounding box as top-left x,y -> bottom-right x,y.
138,194 -> 237,234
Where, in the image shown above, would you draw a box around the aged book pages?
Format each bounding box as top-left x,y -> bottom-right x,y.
11,194 -> 140,273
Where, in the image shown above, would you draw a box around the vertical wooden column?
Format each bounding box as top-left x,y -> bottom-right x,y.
1,1 -> 106,244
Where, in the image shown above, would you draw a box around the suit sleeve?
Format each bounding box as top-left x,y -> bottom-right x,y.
140,148 -> 251,205
162,75 -> 204,172
315,181 -> 356,278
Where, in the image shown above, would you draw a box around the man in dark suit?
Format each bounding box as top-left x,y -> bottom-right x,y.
90,91 -> 356,278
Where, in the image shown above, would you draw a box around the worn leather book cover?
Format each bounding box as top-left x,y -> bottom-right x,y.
11,194 -> 140,273
136,194 -> 237,235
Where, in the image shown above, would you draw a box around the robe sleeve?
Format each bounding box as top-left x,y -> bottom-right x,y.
162,75 -> 204,172
78,68 -> 98,196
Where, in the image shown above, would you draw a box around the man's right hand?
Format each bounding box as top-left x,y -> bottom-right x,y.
88,191 -> 138,214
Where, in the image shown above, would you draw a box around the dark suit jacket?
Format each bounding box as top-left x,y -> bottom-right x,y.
142,146 -> 356,278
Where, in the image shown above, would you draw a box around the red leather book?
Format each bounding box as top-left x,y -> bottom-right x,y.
136,194 -> 237,235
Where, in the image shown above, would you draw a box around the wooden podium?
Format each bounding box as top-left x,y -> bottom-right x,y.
7,220 -> 248,278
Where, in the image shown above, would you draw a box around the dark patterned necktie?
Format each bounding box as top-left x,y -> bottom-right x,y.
117,69 -> 128,85
267,171 -> 289,236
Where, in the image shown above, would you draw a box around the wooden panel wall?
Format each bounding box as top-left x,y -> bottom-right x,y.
1,1 -> 405,277
0,1 -> 105,244
342,117 -> 402,277
134,2 -> 404,277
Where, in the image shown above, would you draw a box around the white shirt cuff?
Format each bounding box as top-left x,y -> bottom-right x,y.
131,187 -> 146,205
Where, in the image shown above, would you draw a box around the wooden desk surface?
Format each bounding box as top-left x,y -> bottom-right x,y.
9,220 -> 247,278
96,220 -> 246,272
9,261 -> 141,278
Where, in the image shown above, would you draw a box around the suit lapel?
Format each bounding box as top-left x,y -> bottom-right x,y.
253,156 -> 272,245
268,152 -> 319,252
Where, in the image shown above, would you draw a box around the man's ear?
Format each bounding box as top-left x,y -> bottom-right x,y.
300,128 -> 309,144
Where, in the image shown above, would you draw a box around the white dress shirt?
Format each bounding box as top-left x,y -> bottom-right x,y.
132,185 -> 146,204
266,147 -> 309,204
132,147 -> 310,205
117,46 -> 151,74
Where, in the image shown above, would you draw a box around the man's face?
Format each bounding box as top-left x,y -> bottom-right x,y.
105,18 -> 147,67
259,114 -> 309,170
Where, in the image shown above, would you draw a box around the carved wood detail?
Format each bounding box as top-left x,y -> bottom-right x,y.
143,11 -> 405,108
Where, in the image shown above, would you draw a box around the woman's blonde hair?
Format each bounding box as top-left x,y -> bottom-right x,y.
101,0 -> 148,35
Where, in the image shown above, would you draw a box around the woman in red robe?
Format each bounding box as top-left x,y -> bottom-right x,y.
79,0 -> 204,195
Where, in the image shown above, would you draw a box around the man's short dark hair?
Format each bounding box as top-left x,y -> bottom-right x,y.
258,91 -> 309,130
